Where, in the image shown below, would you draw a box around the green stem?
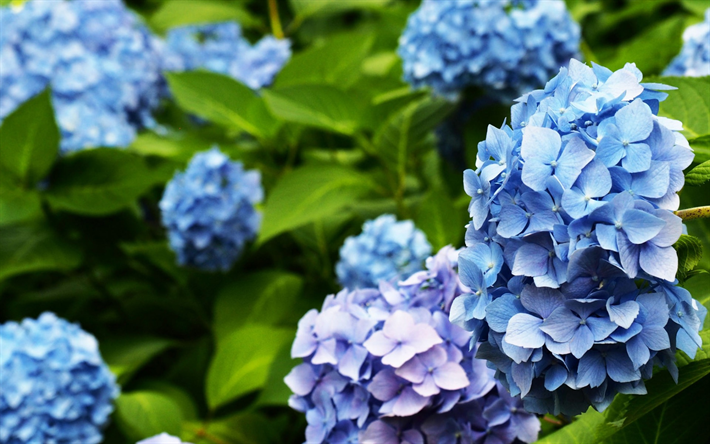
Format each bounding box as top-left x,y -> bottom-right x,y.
675,206 -> 710,221
268,0 -> 284,39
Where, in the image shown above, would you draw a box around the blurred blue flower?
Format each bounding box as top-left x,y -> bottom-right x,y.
336,214 -> 432,289
451,59 -> 704,415
138,434 -> 192,444
0,312 -> 119,444
159,147 -> 263,271
664,9 -> 710,77
0,0 -> 163,153
398,0 -> 580,99
163,22 -> 291,89
286,247 -> 540,444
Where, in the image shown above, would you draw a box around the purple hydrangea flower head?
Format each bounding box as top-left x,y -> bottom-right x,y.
286,247 -> 540,443
398,0 -> 580,99
451,58 -> 703,415
138,434 -> 192,444
0,312 -> 119,444
336,214 -> 432,289
0,0 -> 163,153
159,147 -> 263,271
163,22 -> 291,89
664,9 -> 710,77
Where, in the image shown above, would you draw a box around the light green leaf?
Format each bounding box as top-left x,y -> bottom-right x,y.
289,0 -> 389,20
44,148 -> 156,216
184,413 -> 277,444
129,132 -> 212,161
274,32 -> 374,89
689,135 -> 710,163
681,0 -> 710,17
206,325 -> 293,409
0,188 -> 43,226
686,159 -> 710,186
674,234 -> 704,280
151,0 -> 260,32
0,222 -> 81,281
101,336 -> 174,383
166,71 -> 278,139
655,76 -> 710,139
682,272 -> 710,311
416,192 -> 465,251
258,164 -> 373,243
607,17 -> 685,75
115,391 -> 183,440
213,271 -> 303,341
0,89 -> 59,187
255,342 -> 298,407
263,85 -> 361,135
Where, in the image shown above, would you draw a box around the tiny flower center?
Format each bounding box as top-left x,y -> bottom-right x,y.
477,188 -> 484,195
558,108 -> 566,113
498,160 -> 505,166
428,367 -> 435,374
579,319 -> 587,325
487,262 -> 494,269
475,289 -> 482,296
501,172 -> 507,178
552,205 -> 559,212
615,222 -> 623,230
622,140 -> 630,147
511,407 -> 518,413
550,160 -> 558,168
548,251 -> 555,258
677,311 -> 683,318
584,195 -> 591,202
525,212 -> 533,218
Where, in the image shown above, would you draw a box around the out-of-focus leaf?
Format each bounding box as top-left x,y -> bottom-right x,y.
0,188 -> 43,226
121,241 -> 184,284
133,381 -> 198,421
679,183 -> 710,270
101,336 -> 174,383
151,0 -> 260,32
685,160 -> 710,186
255,341 -> 299,407
115,391 -> 183,440
689,135 -> 710,164
289,0 -> 389,20
206,325 -> 293,409
674,234 -> 704,280
274,32 -> 374,89
44,149 -> 156,216
263,85 -> 361,135
129,132 -> 212,161
0,89 -> 59,187
258,165 -> 374,243
655,76 -> 710,139
213,271 -> 303,341
362,52 -> 400,77
184,413 -> 278,444
416,191 -> 465,251
683,272 -> 710,310
166,71 -> 279,139
681,0 -> 710,17
0,222 -> 81,281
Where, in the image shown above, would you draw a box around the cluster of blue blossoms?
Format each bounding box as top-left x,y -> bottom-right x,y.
163,22 -> 291,90
0,312 -> 119,443
336,215 -> 432,290
449,58 -> 705,415
159,147 -> 263,271
138,433 -> 190,444
286,247 -> 540,444
398,0 -> 580,99
664,8 -> 710,77
0,0 -> 163,153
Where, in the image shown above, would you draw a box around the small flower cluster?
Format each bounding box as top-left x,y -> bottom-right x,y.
398,0 -> 580,99
160,147 -> 263,271
451,58 -> 705,415
286,247 -> 540,444
0,312 -> 119,444
0,0 -> 163,153
138,433 -> 191,444
336,214 -> 432,290
664,8 -> 710,77
163,22 -> 291,90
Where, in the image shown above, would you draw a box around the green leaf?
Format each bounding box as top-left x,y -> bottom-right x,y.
258,164 -> 373,243
166,71 -> 278,139
655,76 -> 710,139
0,222 -> 81,281
606,17 -> 685,75
689,135 -> 710,163
184,413 -> 278,444
151,0 -> 260,32
289,0 -> 389,20
115,391 -> 183,440
44,148 -> 156,216
679,183 -> 710,270
682,272 -> 710,310
255,342 -> 298,407
213,271 -> 303,341
101,336 -> 174,383
681,0 -> 710,17
416,191 -> 465,251
674,234 -> 704,280
121,241 -> 184,284
686,160 -> 710,187
263,85 -> 361,135
274,32 -> 374,89
206,325 -> 293,409
0,188 -> 43,226
0,89 -> 59,187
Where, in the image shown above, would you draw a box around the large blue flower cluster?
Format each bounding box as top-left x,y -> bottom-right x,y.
286,247 -> 540,444
336,214 -> 432,290
398,0 -> 580,99
159,147 -> 263,271
138,433 -> 191,444
450,58 -> 705,415
664,8 -> 710,77
163,22 -> 291,90
0,312 -> 119,444
0,0 -> 163,153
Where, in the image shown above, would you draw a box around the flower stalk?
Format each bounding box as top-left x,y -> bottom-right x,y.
268,0 -> 284,39
676,206 -> 710,221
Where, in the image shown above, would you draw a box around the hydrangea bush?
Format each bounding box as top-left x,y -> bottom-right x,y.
0,0 -> 163,152
160,147 -> 263,271
398,0 -> 580,99
286,247 -> 540,444
0,312 -> 119,443
664,8 -> 710,77
163,22 -> 291,90
450,58 -> 705,415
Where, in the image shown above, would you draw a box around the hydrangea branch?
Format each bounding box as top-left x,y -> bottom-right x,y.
676,205 -> 710,221
268,0 -> 284,39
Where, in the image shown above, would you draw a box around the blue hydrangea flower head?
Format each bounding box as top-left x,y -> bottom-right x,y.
450,58 -> 704,415
398,0 -> 580,99
0,312 -> 119,444
138,433 -> 192,444
159,147 -> 263,271
664,9 -> 710,77
0,0 -> 164,153
336,214 -> 432,289
286,247 -> 540,444
163,22 -> 291,89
